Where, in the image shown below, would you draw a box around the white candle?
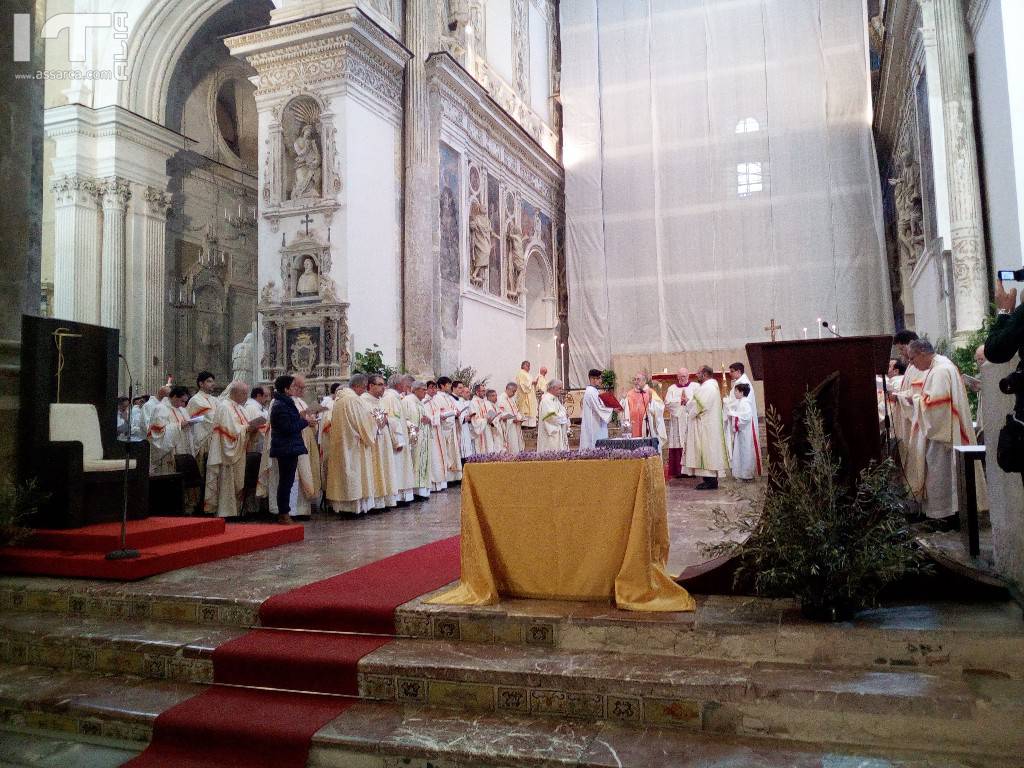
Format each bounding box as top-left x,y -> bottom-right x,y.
802,327 -> 808,340
816,318 -> 822,339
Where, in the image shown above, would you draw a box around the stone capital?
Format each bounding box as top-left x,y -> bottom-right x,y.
100,177 -> 132,210
50,174 -> 100,207
143,186 -> 173,218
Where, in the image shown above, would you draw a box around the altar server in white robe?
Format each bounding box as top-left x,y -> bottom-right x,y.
497,382 -> 526,453
665,369 -> 699,477
485,389 -> 505,452
325,374 -> 382,514
383,374 -> 416,503
538,380 -> 569,452
423,381 -> 452,491
146,386 -> 191,475
723,363 -> 761,480
468,384 -> 493,454
684,366 -> 730,490
203,381 -> 254,516
361,374 -> 400,508
897,339 -> 986,526
187,371 -> 219,473
724,382 -> 758,480
432,378 -> 463,481
453,381 -> 476,459
402,379 -> 432,499
243,385 -> 270,454
580,368 -> 613,450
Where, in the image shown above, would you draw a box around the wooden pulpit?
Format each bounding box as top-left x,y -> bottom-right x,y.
746,335 -> 892,476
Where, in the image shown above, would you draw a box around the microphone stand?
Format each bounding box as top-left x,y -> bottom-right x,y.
107,353 -> 140,561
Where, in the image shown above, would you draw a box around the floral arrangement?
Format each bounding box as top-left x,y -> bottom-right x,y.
464,447 -> 658,464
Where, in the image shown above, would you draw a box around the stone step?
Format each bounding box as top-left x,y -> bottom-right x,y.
398,592 -> 1024,678
5,576 -> 1022,680
355,638 -> 1024,758
0,664 -> 1009,768
3,612 -> 1020,757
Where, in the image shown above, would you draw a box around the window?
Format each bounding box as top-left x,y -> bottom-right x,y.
735,117 -> 760,134
737,162 -> 763,196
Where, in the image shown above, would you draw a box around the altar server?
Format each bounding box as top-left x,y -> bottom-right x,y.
725,383 -> 759,480
579,369 -> 613,450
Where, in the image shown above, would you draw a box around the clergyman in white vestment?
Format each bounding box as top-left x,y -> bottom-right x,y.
538,380 -> 569,452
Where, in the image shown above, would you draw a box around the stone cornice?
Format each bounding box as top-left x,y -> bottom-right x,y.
226,7 -> 411,109
44,103 -> 192,157
874,0 -> 923,156
427,52 -> 563,208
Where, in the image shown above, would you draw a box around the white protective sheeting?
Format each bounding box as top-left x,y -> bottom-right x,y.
561,0 -> 891,381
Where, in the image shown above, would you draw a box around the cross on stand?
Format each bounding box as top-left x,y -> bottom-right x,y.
764,318 -> 782,342
300,213 -> 314,236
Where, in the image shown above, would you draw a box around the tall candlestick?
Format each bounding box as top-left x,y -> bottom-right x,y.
803,327 -> 808,340
816,318 -> 822,339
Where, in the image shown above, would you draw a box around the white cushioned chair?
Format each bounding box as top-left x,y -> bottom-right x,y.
50,404 -> 136,472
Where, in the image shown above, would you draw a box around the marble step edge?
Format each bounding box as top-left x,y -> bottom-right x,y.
0,581 -> 262,629
3,609 -> 1022,756
5,577 -> 1021,683
0,664 -> 1013,768
395,594 -> 1024,678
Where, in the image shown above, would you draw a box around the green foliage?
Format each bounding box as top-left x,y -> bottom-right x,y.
704,396 -> 927,617
949,311 -> 996,419
448,365 -> 489,392
352,344 -> 399,379
600,369 -> 617,391
0,479 -> 47,547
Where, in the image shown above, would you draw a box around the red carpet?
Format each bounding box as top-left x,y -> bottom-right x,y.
126,536 -> 460,768
0,518 -> 304,580
260,534 -> 462,634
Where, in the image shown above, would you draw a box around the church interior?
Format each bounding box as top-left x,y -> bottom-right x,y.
1,0 -> 1023,766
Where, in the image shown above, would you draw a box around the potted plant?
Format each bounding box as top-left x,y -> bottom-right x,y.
0,479 -> 46,548
705,395 -> 926,621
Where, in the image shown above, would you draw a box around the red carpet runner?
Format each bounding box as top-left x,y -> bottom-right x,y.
126,536 -> 461,768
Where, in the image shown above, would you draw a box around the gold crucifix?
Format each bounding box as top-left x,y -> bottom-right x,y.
764,318 -> 782,342
52,327 -> 82,403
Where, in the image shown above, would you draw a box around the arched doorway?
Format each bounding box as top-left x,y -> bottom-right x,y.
524,247 -> 557,375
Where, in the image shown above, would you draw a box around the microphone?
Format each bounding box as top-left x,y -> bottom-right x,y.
822,321 -> 841,337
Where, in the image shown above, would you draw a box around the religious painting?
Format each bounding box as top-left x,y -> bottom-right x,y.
487,171 -> 502,296
540,211 -> 553,256
439,142 -> 461,284
286,326 -> 320,376
521,200 -> 538,241
914,73 -> 938,245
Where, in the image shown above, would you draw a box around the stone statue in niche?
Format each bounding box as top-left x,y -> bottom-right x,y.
889,150 -> 924,270
231,332 -> 255,384
296,256 -> 320,296
318,275 -> 339,303
291,124 -> 322,200
469,200 -> 491,288
506,217 -> 526,301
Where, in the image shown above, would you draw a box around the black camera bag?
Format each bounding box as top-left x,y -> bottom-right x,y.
996,414 -> 1024,473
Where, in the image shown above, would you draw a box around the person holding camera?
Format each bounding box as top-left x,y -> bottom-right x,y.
985,279 -> 1024,479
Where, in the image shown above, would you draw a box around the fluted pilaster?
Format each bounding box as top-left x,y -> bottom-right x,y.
99,177 -> 132,331
929,0 -> 989,338
50,174 -> 101,323
142,187 -> 172,392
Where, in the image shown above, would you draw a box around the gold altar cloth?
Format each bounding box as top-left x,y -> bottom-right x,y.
428,456 -> 695,612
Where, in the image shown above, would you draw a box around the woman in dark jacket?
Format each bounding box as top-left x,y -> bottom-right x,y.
269,375 -> 313,524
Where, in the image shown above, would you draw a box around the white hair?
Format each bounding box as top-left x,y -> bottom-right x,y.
546,379 -> 563,391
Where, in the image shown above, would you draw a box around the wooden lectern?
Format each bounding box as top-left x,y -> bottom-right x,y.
746,336 -> 892,476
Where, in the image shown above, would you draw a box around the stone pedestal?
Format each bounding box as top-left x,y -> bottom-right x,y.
227,8 -> 410,382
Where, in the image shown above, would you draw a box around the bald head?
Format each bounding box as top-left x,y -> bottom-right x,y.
226,380 -> 248,404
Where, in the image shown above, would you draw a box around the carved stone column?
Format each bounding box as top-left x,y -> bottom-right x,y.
99,177 -> 132,332
141,188 -> 172,392
403,0 -> 440,375
51,175 -> 101,323
929,0 -> 989,339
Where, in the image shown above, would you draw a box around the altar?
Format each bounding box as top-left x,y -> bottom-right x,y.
429,454 -> 694,612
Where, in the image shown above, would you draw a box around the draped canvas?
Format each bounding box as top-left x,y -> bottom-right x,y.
561,0 -> 891,381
